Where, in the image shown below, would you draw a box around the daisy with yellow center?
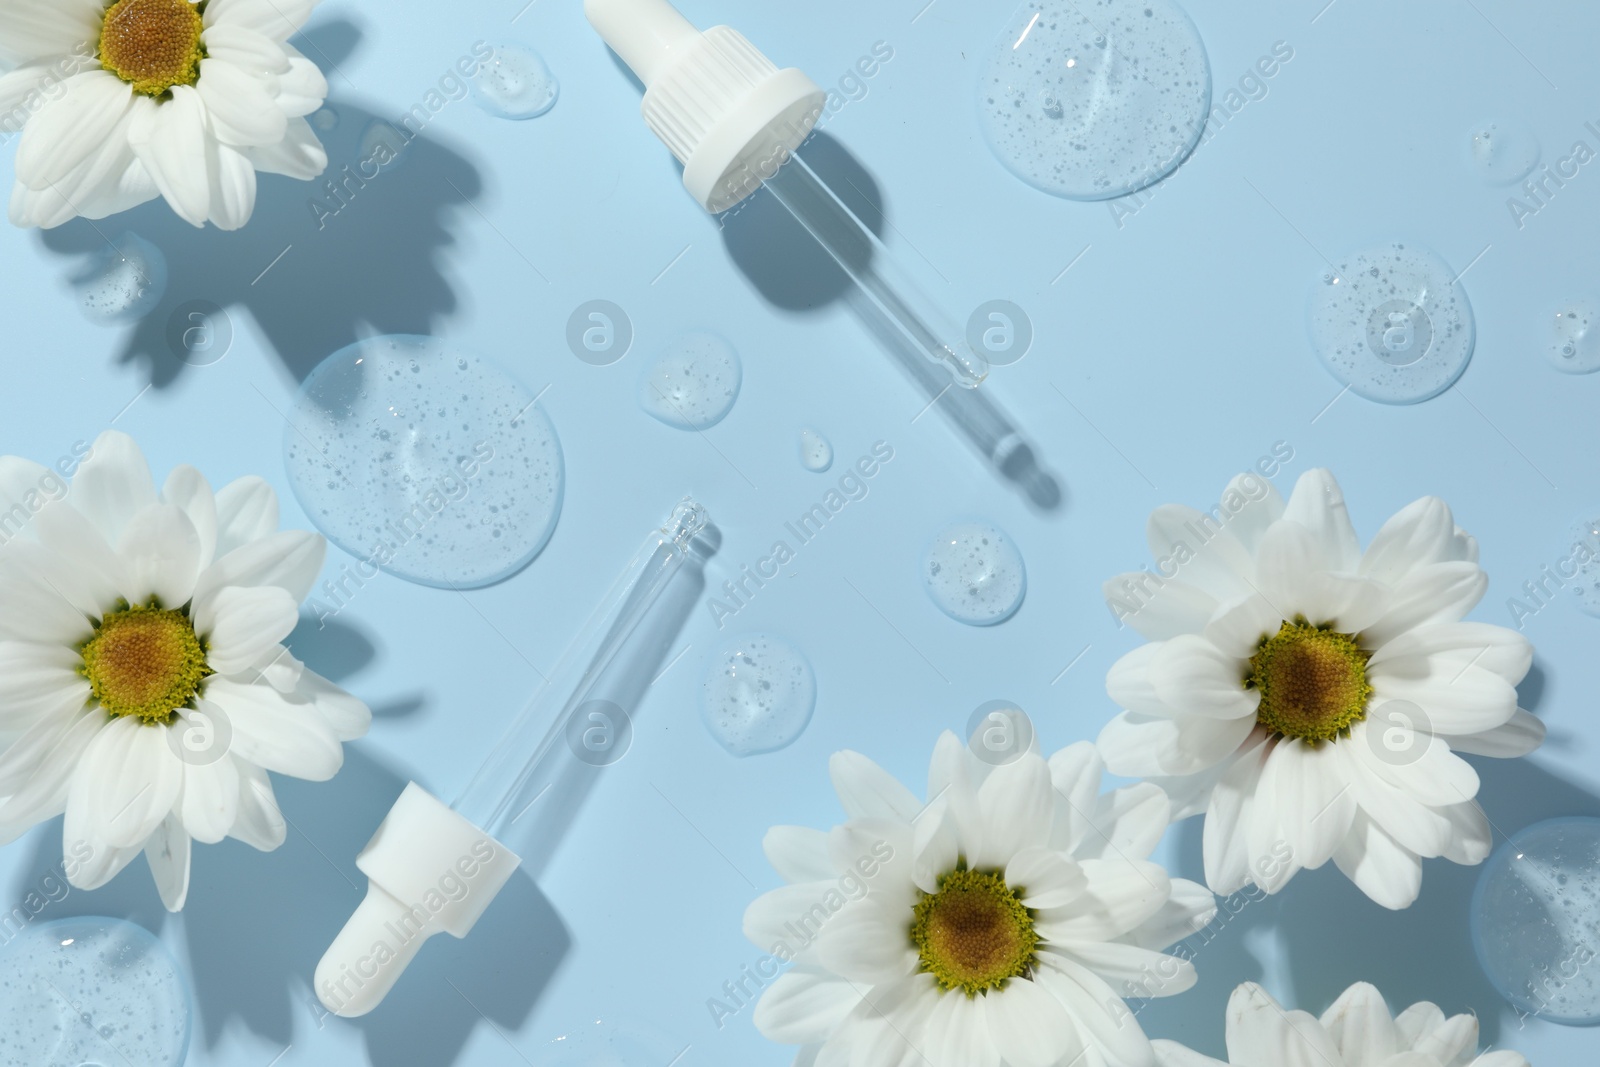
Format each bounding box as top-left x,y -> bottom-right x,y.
1098,468 -> 1545,909
0,431 -> 370,911
0,0 -> 331,229
744,734 -> 1217,1067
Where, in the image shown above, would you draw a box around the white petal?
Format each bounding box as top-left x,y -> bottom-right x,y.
1362,562 -> 1487,648
1255,520 -> 1388,631
1151,1039 -> 1228,1067
1146,505 -> 1256,602
143,812 -> 192,911
194,529 -> 325,610
200,23 -> 290,75
0,707 -> 103,830
0,547 -> 97,645
829,750 -> 922,821
1441,709 -> 1544,757
1332,811 -> 1423,909
1436,801 -> 1493,866
1098,710 -> 1255,778
161,466 -> 219,571
969,753 -> 1053,867
288,665 -> 369,742
1045,741 -> 1102,852
196,56 -> 286,146
205,0 -> 318,40
1225,983 -> 1342,1067
203,138 -> 257,229
200,585 -> 298,674
63,837 -> 142,891
1107,643 -> 1175,718
1149,635 -> 1258,720
1360,496 -> 1458,586
274,54 -> 328,117
1369,662 -> 1519,736
924,990 -> 1001,1067
1258,739 -> 1356,874
982,975 -> 1085,1067
1414,1012 -> 1478,1064
1105,572 -> 1218,641
1282,468 -> 1360,572
14,71 -> 132,187
178,747 -> 240,844
228,760 -> 285,850
1078,782 -> 1170,862
753,970 -> 861,1045
1202,733 -> 1273,895
1120,878 -> 1217,952
68,430 -> 157,547
67,715 -> 182,848
1202,594 -> 1285,659
213,475 -> 279,555
117,502 -> 203,607
1050,940 -> 1196,998
1034,955 -> 1154,1066
1008,849 -> 1087,909
201,680 -> 343,780
1035,858 -> 1170,942
1319,981 -> 1398,1063
1367,622 -> 1532,686
764,826 -> 837,883
32,502 -> 128,613
811,898 -> 918,984
1393,1001 -> 1446,1046
1347,718 -> 1480,808
127,84 -> 211,227
0,0 -> 100,64
0,639 -> 88,728
241,114 -> 326,179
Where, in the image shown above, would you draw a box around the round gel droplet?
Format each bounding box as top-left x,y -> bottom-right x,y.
799,428 -> 833,472
358,119 -> 409,172
74,231 -> 167,326
1546,298 -> 1600,374
0,917 -> 190,1066
1308,243 -> 1475,404
978,0 -> 1212,200
924,522 -> 1026,626
1467,120 -> 1541,186
539,1018 -> 683,1065
1472,817 -> 1600,1024
470,40 -> 558,120
700,634 -> 817,757
285,335 -> 564,589
639,332 -> 742,430
1562,513 -> 1600,618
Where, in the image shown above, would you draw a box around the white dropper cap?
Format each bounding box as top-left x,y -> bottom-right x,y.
314,784 -> 521,1017
585,0 -> 826,213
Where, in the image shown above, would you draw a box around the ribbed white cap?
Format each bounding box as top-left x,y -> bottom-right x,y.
586,0 -> 826,212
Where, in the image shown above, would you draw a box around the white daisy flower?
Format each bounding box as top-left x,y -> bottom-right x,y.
0,0 -> 330,230
1152,981 -> 1529,1067
743,733 -> 1217,1067
1098,468 -> 1543,910
0,430 -> 369,910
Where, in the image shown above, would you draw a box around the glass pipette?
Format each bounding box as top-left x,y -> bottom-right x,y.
315,499 -> 709,1017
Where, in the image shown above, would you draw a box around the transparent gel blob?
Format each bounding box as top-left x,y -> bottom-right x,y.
1562,514 -> 1600,618
74,232 -> 167,325
1472,817 -> 1600,1024
0,917 -> 191,1066
638,332 -> 743,430
978,0 -> 1212,200
537,1018 -> 682,1065
358,119 -> 409,173
471,41 -> 559,120
700,634 -> 817,757
1309,243 -> 1475,404
924,522 -> 1027,626
310,106 -> 339,132
799,428 -> 834,472
285,335 -> 564,589
1467,120 -> 1541,186
1546,299 -> 1600,374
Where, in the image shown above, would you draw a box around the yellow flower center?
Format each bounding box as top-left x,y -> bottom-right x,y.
1246,619 -> 1372,743
80,602 -> 211,725
911,868 -> 1038,996
98,0 -> 206,97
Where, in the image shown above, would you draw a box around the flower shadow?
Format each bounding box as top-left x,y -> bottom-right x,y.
34,18 -> 481,387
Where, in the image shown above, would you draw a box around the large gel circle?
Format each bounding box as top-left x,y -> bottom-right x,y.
285,335 -> 563,589
1472,817 -> 1600,1024
0,917 -> 191,1066
978,0 -> 1213,200
1308,243 -> 1475,404
700,634 -> 817,757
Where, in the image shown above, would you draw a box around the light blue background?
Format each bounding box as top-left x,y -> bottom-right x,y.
1,0 -> 1598,1064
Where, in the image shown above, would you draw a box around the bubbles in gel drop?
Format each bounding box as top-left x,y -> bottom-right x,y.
1562,513 -> 1600,618
799,428 -> 833,472
700,634 -> 817,757
74,231 -> 167,325
978,0 -> 1212,200
1308,243 -> 1475,404
284,335 -> 564,589
470,40 -> 559,120
1546,299 -> 1600,374
1472,817 -> 1600,1024
639,332 -> 742,430
0,917 -> 190,1066
1467,120 -> 1540,185
924,522 -> 1026,626
538,1018 -> 682,1066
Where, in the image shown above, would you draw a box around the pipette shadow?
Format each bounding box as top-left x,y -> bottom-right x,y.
719,133 -> 1063,512
1131,677 -> 1596,1057
34,18 -> 479,387
504,526 -> 714,877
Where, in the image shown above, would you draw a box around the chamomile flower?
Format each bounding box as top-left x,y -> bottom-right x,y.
1098,468 -> 1543,910
1151,981 -> 1529,1067
0,430 -> 368,910
744,733 -> 1216,1067
0,0 -> 330,229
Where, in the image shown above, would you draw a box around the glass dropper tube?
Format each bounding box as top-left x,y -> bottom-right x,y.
762,154 -> 990,389
452,497 -> 708,838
